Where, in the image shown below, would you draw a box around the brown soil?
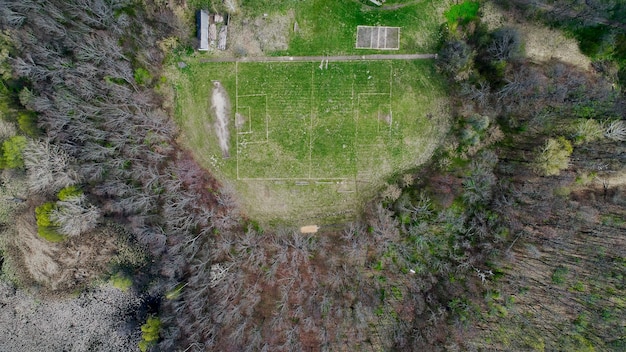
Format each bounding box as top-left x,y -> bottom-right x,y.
228,10 -> 294,56
299,225 -> 319,233
211,81 -> 232,158
235,112 -> 247,130
6,210 -> 118,295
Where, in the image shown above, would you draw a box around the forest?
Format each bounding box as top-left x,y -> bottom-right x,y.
0,0 -> 624,351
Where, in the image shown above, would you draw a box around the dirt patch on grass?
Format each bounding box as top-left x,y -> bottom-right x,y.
5,210 -> 118,294
235,112 -> 247,130
211,81 -> 231,158
482,1 -> 591,69
300,225 -> 319,234
228,10 -> 295,56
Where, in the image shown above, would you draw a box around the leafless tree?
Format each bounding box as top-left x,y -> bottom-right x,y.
604,120 -> 626,141
488,27 -> 523,61
23,139 -> 79,194
50,195 -> 101,237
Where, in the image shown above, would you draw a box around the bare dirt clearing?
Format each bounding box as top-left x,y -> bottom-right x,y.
300,225 -> 320,233
6,211 -> 119,293
228,10 -> 295,56
211,81 -> 232,158
482,1 -> 591,69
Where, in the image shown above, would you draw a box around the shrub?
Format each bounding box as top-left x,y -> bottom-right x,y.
109,272 -> 132,291
57,185 -> 83,201
17,112 -> 39,137
468,114 -> 490,131
551,265 -> 568,284
139,316 -> 161,352
437,40 -> 473,79
35,202 -> 64,242
134,68 -> 152,86
444,1 -> 480,27
488,27 -> 523,61
1,135 -> 27,169
534,137 -> 573,176
573,119 -> 603,144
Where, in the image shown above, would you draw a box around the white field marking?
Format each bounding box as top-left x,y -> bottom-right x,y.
389,64 -> 393,132
235,62 -> 239,179
319,59 -> 324,70
265,94 -> 269,140
234,61 -> 395,183
357,93 -> 389,137
351,79 -> 358,195
309,63 -> 315,179
383,27 -> 387,49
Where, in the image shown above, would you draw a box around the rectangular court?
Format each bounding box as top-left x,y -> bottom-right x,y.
234,61 -> 400,181
356,26 -> 401,50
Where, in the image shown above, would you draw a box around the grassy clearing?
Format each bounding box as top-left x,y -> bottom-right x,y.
171,58 -> 448,223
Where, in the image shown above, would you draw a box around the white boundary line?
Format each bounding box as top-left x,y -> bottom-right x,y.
235,61 -> 239,180
389,64 -> 393,131
309,63 -> 314,179
236,94 -> 269,138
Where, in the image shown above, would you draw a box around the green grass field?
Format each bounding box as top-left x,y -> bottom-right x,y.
170,0 -> 450,223
171,59 -> 448,224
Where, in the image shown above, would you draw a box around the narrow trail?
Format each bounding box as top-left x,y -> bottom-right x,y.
350,0 -> 426,11
199,53 -> 436,63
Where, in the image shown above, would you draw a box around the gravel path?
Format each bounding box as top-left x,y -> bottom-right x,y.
199,53 -> 436,63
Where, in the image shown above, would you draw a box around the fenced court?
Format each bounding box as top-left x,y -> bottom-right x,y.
356,26 -> 401,50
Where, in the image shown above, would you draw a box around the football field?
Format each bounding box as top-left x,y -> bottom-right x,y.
173,59 -> 448,223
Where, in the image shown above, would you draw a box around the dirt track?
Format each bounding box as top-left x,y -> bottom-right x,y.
200,53 -> 436,63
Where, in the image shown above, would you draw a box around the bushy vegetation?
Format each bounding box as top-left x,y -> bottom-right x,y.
35,202 -> 63,242
444,0 -> 480,27
433,1 -> 626,349
0,135 -> 26,169
109,272 -> 133,291
534,136 -> 573,176
139,316 -> 161,352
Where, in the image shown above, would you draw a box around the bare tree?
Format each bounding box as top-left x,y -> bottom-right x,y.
604,120 -> 626,141
23,139 -> 79,194
50,194 -> 101,237
488,27 -> 523,61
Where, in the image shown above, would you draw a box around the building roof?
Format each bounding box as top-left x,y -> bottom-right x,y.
197,10 -> 209,51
